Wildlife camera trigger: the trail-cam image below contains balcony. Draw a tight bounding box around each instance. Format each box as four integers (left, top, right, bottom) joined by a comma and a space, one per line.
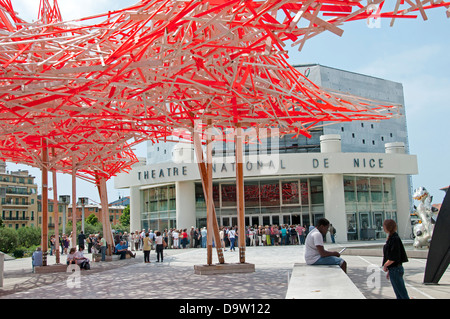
2, 200, 30, 206
2, 216, 30, 221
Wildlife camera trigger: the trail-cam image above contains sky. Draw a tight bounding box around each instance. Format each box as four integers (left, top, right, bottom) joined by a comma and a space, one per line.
6, 0, 450, 207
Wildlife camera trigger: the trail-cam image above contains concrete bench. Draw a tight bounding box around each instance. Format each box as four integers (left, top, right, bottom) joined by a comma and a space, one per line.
285, 263, 365, 299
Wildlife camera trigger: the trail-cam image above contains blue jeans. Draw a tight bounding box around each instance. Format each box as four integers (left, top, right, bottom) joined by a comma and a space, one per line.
101, 246, 106, 261
388, 265, 409, 299
229, 238, 236, 251
313, 256, 344, 266
202, 237, 207, 248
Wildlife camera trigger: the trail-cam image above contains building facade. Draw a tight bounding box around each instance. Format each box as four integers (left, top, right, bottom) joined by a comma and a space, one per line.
0, 161, 38, 229
115, 65, 418, 241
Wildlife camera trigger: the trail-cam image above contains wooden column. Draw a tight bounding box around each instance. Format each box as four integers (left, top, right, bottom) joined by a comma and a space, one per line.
98, 177, 114, 256
41, 140, 48, 266
52, 157, 60, 264
71, 163, 77, 248
206, 121, 214, 265
235, 124, 246, 263
193, 127, 224, 264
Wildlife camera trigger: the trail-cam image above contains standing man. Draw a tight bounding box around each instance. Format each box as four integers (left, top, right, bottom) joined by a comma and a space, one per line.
228, 226, 236, 251
201, 227, 207, 248
304, 218, 346, 273
78, 231, 86, 250
329, 224, 336, 244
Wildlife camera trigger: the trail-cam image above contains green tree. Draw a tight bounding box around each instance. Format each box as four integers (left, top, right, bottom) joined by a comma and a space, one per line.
17, 226, 41, 248
86, 213, 99, 226
0, 227, 19, 253
119, 205, 130, 227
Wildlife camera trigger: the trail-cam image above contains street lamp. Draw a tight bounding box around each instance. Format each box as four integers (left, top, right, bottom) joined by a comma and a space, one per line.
59, 195, 70, 235
78, 197, 88, 233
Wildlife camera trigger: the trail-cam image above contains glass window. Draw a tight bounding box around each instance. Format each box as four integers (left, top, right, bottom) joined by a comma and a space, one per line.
260, 181, 280, 206
344, 176, 356, 212
356, 177, 370, 210
195, 183, 205, 209
373, 211, 385, 238
221, 184, 236, 207
272, 215, 280, 226
383, 178, 397, 211
370, 177, 383, 202
244, 182, 260, 207
310, 178, 323, 204
213, 184, 220, 208
282, 181, 300, 205
346, 213, 357, 240
300, 180, 309, 205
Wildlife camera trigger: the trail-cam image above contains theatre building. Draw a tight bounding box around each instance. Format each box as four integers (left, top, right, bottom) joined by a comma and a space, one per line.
115, 64, 418, 242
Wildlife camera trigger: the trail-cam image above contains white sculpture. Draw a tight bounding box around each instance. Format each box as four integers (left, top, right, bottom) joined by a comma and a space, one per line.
412, 187, 437, 248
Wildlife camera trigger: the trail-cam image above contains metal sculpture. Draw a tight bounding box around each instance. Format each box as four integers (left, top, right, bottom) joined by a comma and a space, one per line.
412, 187, 438, 248
424, 190, 450, 284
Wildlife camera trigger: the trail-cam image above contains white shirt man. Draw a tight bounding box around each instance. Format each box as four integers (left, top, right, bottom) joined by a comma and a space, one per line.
304, 218, 347, 273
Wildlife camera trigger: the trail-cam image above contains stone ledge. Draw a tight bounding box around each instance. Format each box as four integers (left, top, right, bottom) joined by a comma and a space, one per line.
285, 263, 365, 299
34, 264, 69, 273
194, 263, 255, 275
342, 248, 428, 259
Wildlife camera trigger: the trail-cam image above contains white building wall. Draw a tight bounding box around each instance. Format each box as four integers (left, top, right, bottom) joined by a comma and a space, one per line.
175, 181, 196, 230
129, 186, 141, 233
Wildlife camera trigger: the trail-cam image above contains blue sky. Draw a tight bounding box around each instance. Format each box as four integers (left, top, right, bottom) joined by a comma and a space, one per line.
7, 0, 449, 206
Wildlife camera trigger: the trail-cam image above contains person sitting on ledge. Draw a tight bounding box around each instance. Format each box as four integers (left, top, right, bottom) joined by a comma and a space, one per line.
66, 247, 77, 265
32, 247, 43, 273
115, 240, 136, 259
74, 246, 91, 270
304, 218, 347, 273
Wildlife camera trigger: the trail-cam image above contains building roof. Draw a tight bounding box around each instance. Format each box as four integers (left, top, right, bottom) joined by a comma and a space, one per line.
109, 196, 130, 207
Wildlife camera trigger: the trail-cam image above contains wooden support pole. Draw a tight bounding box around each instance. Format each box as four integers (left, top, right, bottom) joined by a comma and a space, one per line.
98, 177, 114, 256
193, 128, 225, 264
41, 140, 48, 266
71, 163, 77, 248
235, 123, 246, 263
206, 120, 213, 265
51, 152, 60, 264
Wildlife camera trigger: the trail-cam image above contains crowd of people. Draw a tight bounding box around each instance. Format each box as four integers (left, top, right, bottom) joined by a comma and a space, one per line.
122, 224, 333, 252
37, 223, 333, 270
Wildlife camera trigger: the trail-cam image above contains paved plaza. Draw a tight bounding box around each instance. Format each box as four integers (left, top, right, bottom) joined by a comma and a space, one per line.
1, 242, 449, 300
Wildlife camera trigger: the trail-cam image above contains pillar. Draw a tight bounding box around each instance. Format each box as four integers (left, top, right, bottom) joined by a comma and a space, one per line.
129, 186, 141, 233
385, 142, 411, 240
320, 135, 347, 243
175, 181, 196, 230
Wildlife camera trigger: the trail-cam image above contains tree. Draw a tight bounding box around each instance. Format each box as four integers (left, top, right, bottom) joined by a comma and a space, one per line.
17, 226, 41, 248
0, 227, 19, 253
119, 205, 130, 227
86, 213, 99, 226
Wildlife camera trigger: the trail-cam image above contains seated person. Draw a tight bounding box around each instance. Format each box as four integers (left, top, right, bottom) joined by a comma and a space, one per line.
74, 247, 90, 270
304, 218, 347, 273
66, 247, 77, 265
32, 247, 43, 272
115, 240, 136, 259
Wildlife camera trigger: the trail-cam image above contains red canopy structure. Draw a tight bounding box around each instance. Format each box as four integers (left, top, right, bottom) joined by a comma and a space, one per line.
0, 0, 447, 266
